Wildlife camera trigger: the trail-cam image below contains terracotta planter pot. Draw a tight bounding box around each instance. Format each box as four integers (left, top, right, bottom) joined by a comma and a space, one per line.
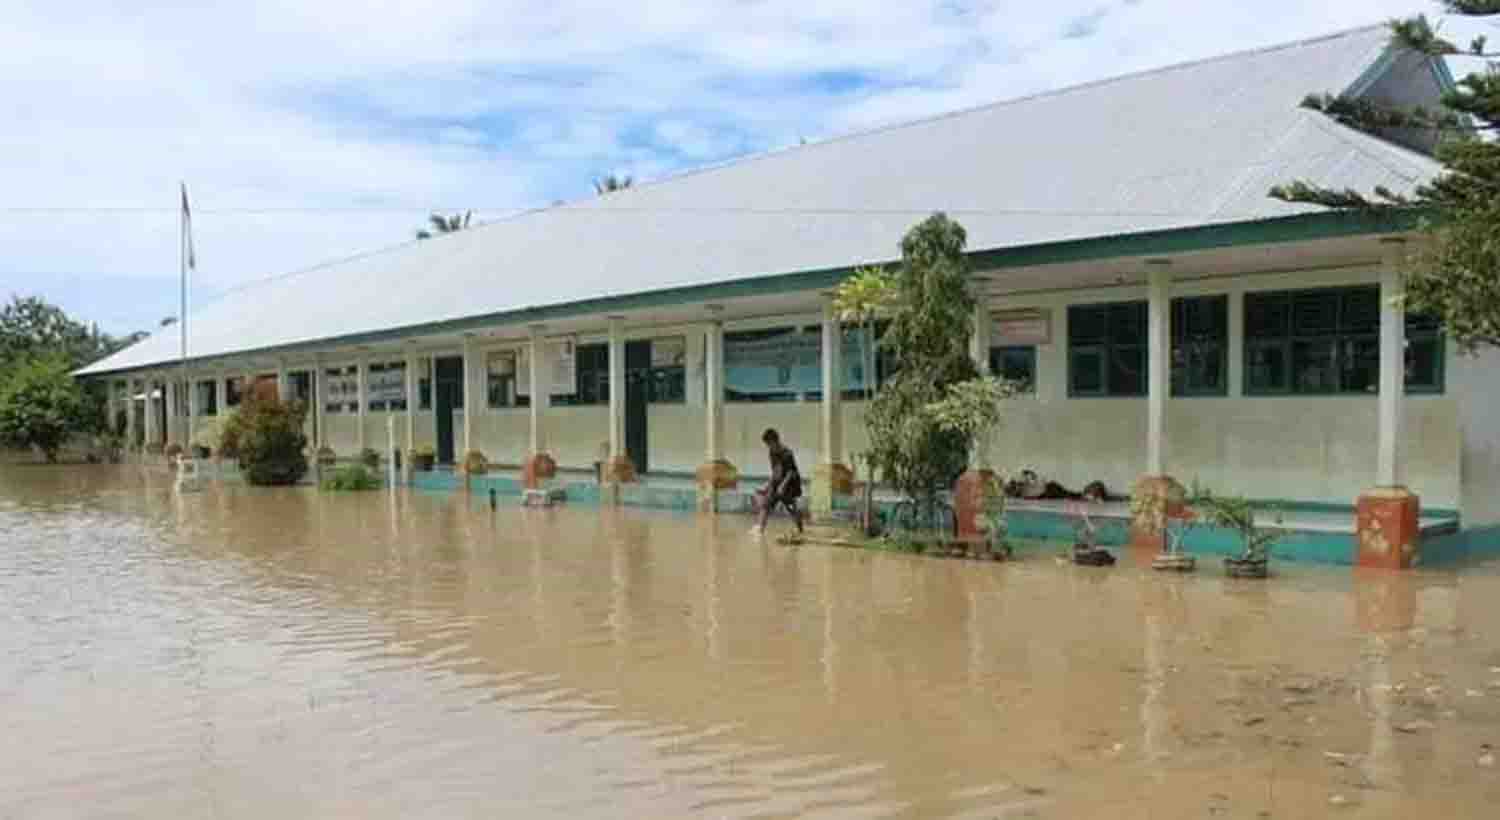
1152, 553, 1197, 572
1073, 544, 1116, 566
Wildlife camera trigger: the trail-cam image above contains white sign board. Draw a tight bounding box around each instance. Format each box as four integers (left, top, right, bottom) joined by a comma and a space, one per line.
992, 309, 1052, 346
516, 338, 577, 396
367, 365, 405, 403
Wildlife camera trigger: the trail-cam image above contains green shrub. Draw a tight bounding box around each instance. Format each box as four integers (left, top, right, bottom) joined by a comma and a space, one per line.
217, 408, 244, 459
359, 447, 380, 468
321, 464, 381, 491
0, 355, 89, 462
236, 397, 308, 486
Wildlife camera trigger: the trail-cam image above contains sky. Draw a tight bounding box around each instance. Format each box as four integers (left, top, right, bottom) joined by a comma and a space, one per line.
0, 0, 1457, 335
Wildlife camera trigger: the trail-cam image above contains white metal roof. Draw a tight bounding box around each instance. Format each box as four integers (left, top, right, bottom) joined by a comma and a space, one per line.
80, 24, 1444, 377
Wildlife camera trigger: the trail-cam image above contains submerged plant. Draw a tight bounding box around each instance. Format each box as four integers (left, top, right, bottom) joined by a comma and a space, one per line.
1192, 488, 1282, 562
321, 464, 380, 491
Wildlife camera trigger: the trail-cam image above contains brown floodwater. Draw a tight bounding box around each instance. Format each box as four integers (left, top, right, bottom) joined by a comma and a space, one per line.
3, 465, 1500, 818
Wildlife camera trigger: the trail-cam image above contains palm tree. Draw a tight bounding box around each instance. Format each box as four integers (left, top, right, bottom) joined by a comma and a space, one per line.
415, 211, 471, 240
592, 174, 633, 195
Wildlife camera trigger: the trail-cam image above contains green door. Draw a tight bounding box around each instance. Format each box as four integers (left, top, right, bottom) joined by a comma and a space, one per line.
625, 340, 650, 475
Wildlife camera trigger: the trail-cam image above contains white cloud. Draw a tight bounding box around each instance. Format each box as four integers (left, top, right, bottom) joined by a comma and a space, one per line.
0, 0, 1463, 333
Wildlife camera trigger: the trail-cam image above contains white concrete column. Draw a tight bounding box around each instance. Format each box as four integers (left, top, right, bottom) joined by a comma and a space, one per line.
143, 376, 158, 447
404, 353, 417, 453
705, 320, 725, 463
356, 358, 367, 452
528, 326, 548, 455
1146, 262, 1172, 476
1227, 289, 1245, 397
820, 299, 844, 466
165, 380, 178, 444
313, 358, 326, 449
186, 373, 199, 445
969, 301, 992, 470
608, 317, 627, 463
276, 363, 288, 403
215, 373, 227, 418
461, 336, 475, 455
125, 378, 137, 447
1378, 239, 1407, 487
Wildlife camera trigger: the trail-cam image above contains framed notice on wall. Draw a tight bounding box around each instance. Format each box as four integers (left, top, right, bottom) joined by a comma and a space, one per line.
992, 309, 1052, 346
516, 338, 578, 396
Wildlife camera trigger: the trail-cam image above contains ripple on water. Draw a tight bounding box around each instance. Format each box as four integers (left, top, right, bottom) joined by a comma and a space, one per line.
4, 466, 1500, 818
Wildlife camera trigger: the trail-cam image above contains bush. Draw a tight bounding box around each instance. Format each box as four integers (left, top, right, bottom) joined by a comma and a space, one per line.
321, 464, 380, 491
359, 447, 380, 468
0, 356, 88, 462
217, 408, 244, 459
235, 397, 309, 486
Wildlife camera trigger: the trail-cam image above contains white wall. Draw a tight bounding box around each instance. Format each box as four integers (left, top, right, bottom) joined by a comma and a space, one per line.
988, 265, 1464, 508
1452, 349, 1500, 524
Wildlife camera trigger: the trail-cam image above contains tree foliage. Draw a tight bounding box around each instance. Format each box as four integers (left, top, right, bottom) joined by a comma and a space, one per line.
862, 214, 1017, 515
414, 211, 472, 240
1270, 4, 1500, 352
592, 174, 634, 194
1, 295, 140, 371
0, 356, 88, 461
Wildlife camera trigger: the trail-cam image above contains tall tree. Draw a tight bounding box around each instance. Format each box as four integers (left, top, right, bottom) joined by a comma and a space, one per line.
1270, 3, 1500, 352
415, 211, 472, 240
592, 174, 634, 195
862, 214, 1016, 521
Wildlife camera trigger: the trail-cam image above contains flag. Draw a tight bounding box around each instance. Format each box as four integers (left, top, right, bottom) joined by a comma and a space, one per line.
180, 182, 196, 270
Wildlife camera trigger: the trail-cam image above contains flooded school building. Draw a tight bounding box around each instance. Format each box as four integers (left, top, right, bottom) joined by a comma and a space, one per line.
78, 26, 1500, 566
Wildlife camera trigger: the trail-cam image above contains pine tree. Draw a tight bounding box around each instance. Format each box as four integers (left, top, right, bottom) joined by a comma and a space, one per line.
1271, 2, 1500, 352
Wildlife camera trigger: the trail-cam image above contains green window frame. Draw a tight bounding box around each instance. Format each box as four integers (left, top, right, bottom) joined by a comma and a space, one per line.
1171, 295, 1228, 397
1068, 297, 1228, 398
1068, 301, 1147, 397
990, 346, 1037, 393
553, 343, 609, 407
1244, 285, 1444, 396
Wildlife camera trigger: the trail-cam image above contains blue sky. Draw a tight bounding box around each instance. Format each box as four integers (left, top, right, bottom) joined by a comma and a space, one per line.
0, 0, 1445, 335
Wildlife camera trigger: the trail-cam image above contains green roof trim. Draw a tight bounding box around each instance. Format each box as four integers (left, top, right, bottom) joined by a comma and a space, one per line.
84, 209, 1422, 378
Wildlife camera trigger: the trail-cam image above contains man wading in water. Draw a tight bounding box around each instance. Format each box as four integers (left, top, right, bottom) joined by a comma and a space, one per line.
751, 428, 804, 536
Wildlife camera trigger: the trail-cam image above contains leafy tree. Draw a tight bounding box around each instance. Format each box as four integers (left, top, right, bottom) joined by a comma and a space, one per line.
831, 265, 897, 400
415, 211, 472, 240
0, 295, 137, 370
0, 356, 88, 461
862, 214, 1016, 522
1270, 3, 1500, 352
592, 174, 634, 194
233, 397, 309, 486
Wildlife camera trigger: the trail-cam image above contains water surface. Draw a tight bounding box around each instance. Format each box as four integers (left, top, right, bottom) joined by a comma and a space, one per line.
3, 465, 1499, 818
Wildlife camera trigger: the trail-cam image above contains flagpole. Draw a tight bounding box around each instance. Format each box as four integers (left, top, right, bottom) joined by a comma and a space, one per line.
180, 182, 190, 449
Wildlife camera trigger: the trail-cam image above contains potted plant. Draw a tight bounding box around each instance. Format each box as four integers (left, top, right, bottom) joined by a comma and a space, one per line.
409, 444, 435, 472
359, 447, 380, 469
462, 449, 488, 476
315, 446, 337, 466
1194, 489, 1280, 579
1068, 501, 1116, 566
1151, 505, 1199, 572
977, 473, 1012, 560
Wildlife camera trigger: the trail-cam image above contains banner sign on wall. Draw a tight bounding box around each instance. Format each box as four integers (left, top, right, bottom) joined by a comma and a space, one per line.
992, 309, 1051, 346
516, 338, 577, 396
366, 364, 406, 403
724, 327, 874, 396
325, 370, 358, 402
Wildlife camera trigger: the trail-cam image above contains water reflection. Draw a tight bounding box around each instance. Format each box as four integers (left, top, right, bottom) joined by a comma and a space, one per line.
2, 465, 1499, 818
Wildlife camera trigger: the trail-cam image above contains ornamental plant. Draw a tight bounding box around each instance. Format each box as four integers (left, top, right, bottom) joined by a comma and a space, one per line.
862, 214, 1019, 522
235, 397, 309, 486
0, 355, 88, 462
